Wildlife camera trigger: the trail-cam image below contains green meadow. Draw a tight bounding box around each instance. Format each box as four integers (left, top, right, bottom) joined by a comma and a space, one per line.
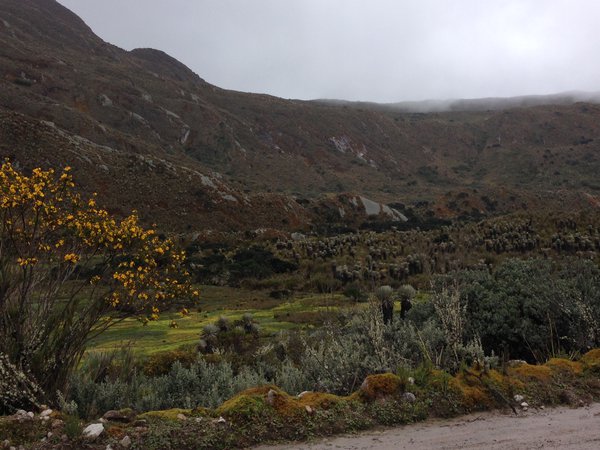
87, 286, 354, 356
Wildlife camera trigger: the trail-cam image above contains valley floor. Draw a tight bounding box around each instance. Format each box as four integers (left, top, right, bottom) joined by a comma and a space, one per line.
256, 402, 600, 450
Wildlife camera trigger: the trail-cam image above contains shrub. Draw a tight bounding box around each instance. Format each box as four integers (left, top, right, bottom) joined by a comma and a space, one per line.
0, 162, 197, 411
143, 348, 198, 376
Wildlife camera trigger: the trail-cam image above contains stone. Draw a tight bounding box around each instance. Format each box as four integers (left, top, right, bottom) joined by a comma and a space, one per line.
520, 402, 529, 408
120, 436, 132, 448
98, 94, 113, 107
132, 419, 147, 427
46, 432, 52, 439
402, 392, 416, 403
266, 389, 277, 406
507, 360, 527, 368
15, 410, 26, 417
26, 412, 34, 419
176, 413, 187, 421
103, 410, 133, 423
51, 419, 64, 429
82, 423, 104, 439
407, 377, 415, 385
304, 405, 314, 415
2, 440, 10, 449
105, 445, 113, 450
297, 391, 312, 398
514, 394, 524, 403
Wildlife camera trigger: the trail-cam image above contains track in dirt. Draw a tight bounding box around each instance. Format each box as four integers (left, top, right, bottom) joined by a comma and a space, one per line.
256, 403, 600, 449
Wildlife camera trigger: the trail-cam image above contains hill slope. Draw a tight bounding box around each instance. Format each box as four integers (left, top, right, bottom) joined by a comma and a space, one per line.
1, 0, 600, 231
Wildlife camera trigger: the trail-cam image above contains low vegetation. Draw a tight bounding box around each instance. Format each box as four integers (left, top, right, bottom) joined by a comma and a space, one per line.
1, 164, 599, 449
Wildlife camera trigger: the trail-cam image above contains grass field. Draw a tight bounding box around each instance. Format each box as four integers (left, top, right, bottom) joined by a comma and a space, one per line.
87, 286, 353, 357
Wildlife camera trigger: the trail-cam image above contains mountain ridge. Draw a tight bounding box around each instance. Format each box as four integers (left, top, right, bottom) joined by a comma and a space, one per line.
1, 0, 600, 233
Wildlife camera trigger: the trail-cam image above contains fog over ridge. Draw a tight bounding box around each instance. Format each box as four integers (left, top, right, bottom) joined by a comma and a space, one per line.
58, 0, 600, 103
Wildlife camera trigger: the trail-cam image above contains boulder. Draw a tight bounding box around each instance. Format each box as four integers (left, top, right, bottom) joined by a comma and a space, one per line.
82, 423, 104, 439
102, 409, 134, 423
266, 389, 278, 406
120, 436, 132, 448
401, 392, 416, 403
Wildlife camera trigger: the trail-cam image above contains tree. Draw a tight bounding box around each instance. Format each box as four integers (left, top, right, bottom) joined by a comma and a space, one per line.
0, 162, 197, 412
397, 284, 416, 319
374, 285, 395, 324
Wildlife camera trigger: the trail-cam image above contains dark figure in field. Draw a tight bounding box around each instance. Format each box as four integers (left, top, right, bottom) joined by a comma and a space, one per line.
382, 298, 394, 324
400, 298, 412, 319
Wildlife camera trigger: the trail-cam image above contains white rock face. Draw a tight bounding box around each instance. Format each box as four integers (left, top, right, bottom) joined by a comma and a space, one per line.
98, 94, 113, 107
358, 196, 408, 222
82, 423, 104, 439
180, 127, 191, 144
330, 136, 352, 153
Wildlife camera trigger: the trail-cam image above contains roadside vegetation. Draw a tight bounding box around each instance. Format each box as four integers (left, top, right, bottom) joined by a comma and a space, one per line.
1, 164, 599, 449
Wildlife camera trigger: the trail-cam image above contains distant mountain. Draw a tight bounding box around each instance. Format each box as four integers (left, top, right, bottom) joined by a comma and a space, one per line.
317, 91, 600, 113
1, 0, 600, 233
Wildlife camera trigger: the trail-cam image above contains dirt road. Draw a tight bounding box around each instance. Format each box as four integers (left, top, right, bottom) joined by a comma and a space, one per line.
256, 403, 600, 449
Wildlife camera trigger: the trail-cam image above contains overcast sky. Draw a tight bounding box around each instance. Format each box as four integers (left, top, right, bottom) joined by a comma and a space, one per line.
57, 0, 600, 103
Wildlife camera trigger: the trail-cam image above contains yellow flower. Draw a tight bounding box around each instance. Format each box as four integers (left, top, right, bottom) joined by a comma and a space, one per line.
64, 253, 80, 264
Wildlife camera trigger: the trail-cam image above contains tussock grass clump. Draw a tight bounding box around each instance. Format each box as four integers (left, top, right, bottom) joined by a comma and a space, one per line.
546, 358, 584, 375
581, 349, 600, 367
509, 363, 552, 382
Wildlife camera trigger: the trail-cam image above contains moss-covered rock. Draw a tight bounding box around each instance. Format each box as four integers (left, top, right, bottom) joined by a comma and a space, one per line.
216, 385, 279, 420
359, 373, 405, 401
298, 392, 345, 410
139, 408, 193, 421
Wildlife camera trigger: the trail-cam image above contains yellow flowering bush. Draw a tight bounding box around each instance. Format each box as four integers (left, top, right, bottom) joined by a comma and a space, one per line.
0, 162, 197, 410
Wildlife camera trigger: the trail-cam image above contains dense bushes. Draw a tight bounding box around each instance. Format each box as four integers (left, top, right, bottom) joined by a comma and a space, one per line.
69, 359, 265, 418
193, 246, 298, 285
440, 258, 600, 362
65, 257, 600, 417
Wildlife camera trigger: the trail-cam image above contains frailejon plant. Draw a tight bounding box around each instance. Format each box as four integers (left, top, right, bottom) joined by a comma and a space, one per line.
0, 162, 197, 412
